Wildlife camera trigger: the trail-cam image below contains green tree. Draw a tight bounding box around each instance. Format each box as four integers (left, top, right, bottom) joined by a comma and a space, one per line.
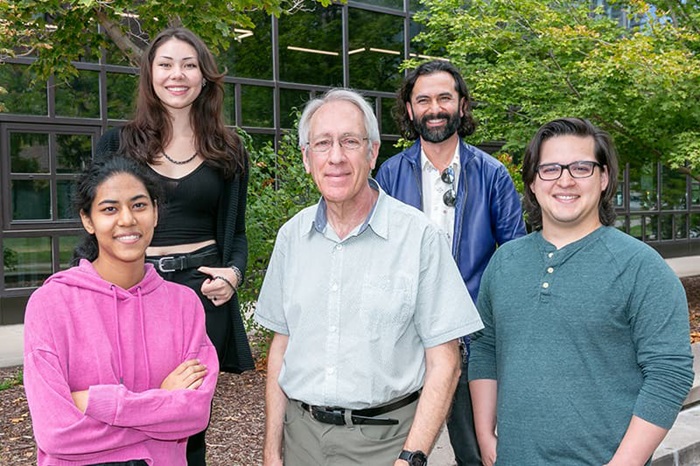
411, 0, 700, 180
0, 0, 332, 83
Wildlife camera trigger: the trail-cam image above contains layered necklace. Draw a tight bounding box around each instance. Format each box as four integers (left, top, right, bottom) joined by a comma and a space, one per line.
162, 150, 198, 165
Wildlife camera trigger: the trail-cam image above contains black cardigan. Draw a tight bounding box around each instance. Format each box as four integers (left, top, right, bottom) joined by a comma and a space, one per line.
95, 127, 255, 373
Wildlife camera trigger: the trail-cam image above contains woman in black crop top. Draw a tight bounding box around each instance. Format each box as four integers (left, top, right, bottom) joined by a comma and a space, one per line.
95, 27, 253, 466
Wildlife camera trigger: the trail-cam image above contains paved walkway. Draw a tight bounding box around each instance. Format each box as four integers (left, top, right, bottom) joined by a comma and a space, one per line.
1, 256, 699, 465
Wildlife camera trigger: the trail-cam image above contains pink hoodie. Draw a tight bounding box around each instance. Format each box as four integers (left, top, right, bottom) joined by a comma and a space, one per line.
24, 260, 219, 466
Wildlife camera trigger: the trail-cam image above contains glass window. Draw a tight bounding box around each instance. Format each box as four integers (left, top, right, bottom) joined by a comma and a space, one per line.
3, 237, 52, 289
11, 180, 51, 220
220, 11, 273, 80
0, 64, 48, 115
352, 0, 404, 10
381, 97, 399, 135
659, 214, 675, 240
645, 215, 658, 241
690, 213, 700, 239
280, 89, 310, 129
250, 133, 275, 152
279, 4, 343, 86
628, 163, 657, 211
10, 132, 49, 174
660, 165, 687, 210
107, 73, 138, 120
55, 70, 100, 118
349, 9, 404, 92
675, 214, 687, 239
57, 134, 92, 174
223, 83, 237, 126
692, 180, 700, 206
59, 236, 81, 270
57, 180, 78, 220
241, 85, 274, 128
614, 217, 628, 235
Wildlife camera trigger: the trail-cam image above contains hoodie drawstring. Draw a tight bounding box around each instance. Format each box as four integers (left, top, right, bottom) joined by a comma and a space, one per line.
136, 287, 151, 384
111, 285, 124, 385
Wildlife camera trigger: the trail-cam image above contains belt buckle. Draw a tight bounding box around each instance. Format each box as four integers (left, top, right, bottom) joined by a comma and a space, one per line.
311, 406, 345, 425
157, 256, 177, 273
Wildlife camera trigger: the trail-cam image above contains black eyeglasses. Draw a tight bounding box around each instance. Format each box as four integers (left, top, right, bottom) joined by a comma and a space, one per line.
441, 166, 456, 207
535, 161, 603, 181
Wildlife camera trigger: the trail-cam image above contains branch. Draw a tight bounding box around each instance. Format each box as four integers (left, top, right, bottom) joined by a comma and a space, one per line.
675, 166, 700, 183
547, 50, 582, 99
94, 9, 143, 66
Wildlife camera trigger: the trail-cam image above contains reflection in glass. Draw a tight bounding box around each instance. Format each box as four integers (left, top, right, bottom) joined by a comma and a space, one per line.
381, 97, 398, 135
12, 180, 51, 220
57, 181, 78, 220
241, 86, 274, 128
628, 215, 642, 240
107, 73, 138, 119
55, 70, 100, 118
0, 64, 48, 115
3, 237, 52, 289
690, 214, 700, 239
59, 236, 81, 270
660, 165, 687, 210
628, 163, 657, 211
660, 214, 675, 240
220, 11, 272, 80
10, 133, 49, 174
349, 9, 404, 92
675, 214, 687, 239
375, 139, 400, 172
280, 89, 310, 128
249, 134, 275, 152
646, 215, 658, 241
223, 83, 237, 126
57, 134, 92, 174
692, 181, 700, 206
352, 0, 403, 10
279, 4, 343, 86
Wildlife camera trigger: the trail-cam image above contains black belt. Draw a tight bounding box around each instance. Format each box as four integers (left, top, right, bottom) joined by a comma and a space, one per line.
146, 251, 219, 273
300, 391, 420, 426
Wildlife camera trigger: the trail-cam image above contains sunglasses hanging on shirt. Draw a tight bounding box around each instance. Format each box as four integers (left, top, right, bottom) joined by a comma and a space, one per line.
441, 166, 456, 207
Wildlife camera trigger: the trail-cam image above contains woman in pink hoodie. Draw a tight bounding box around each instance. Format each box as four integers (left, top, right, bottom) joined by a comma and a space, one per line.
23, 157, 219, 466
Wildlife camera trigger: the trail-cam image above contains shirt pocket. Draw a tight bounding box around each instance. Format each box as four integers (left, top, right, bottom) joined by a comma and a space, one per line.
358, 272, 414, 339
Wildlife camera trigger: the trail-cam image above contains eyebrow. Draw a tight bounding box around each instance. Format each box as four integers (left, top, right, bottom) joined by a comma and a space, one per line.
156, 55, 197, 61
96, 194, 150, 206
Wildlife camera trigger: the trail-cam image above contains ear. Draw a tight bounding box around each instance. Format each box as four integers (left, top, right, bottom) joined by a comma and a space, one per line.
368, 142, 380, 170
459, 97, 466, 117
302, 146, 312, 174
406, 101, 414, 121
600, 165, 609, 192
80, 210, 95, 235
153, 200, 159, 228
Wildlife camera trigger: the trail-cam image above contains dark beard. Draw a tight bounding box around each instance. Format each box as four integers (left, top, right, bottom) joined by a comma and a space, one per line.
413, 110, 461, 143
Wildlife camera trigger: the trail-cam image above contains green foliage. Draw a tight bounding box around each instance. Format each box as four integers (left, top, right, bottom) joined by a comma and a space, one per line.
3, 247, 18, 271
0, 0, 335, 84
0, 368, 23, 391
412, 0, 700, 180
237, 116, 318, 358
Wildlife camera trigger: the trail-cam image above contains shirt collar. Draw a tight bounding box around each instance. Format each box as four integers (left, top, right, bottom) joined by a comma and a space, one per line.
420, 143, 461, 173
308, 178, 386, 240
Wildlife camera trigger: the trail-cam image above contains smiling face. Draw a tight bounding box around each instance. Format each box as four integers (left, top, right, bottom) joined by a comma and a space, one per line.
530, 135, 608, 242
80, 173, 158, 274
302, 100, 379, 209
151, 38, 203, 114
407, 71, 463, 144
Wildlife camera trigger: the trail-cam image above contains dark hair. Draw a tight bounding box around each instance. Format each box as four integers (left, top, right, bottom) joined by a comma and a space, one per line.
522, 118, 619, 231
72, 157, 163, 265
395, 60, 477, 140
120, 27, 247, 177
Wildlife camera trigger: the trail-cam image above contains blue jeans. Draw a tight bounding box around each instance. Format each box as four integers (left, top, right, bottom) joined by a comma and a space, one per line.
446, 350, 481, 466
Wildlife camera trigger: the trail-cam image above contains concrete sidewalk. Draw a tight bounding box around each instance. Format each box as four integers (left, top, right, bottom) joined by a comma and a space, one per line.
1, 256, 699, 465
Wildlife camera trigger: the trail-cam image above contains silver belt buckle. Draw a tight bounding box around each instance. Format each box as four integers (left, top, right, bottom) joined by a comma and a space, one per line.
157, 256, 177, 273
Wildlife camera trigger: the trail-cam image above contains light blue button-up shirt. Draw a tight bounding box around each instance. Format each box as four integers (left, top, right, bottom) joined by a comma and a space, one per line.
255, 180, 483, 409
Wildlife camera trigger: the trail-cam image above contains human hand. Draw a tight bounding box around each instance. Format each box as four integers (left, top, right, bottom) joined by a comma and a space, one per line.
71, 390, 89, 413
263, 456, 284, 466
199, 266, 238, 307
160, 359, 208, 391
478, 433, 498, 466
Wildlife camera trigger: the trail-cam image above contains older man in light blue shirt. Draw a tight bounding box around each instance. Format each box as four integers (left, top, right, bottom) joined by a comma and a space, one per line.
255, 88, 483, 466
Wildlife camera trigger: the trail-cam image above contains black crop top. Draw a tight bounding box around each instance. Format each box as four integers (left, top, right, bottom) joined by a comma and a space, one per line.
149, 163, 223, 247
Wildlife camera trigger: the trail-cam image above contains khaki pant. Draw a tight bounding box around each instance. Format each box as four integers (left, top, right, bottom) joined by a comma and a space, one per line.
283, 398, 418, 466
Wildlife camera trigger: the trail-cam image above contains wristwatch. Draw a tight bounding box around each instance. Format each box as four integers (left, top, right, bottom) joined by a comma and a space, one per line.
398, 449, 428, 466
